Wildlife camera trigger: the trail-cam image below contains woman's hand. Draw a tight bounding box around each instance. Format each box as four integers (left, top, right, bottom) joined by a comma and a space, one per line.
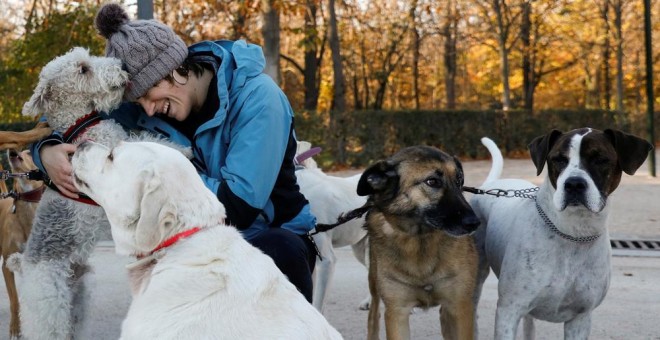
40, 143, 79, 198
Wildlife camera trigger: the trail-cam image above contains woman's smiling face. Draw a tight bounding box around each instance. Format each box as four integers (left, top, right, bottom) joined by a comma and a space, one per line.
136, 77, 194, 121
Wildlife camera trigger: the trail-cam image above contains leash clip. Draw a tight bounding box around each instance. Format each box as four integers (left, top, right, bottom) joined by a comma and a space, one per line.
485, 189, 515, 198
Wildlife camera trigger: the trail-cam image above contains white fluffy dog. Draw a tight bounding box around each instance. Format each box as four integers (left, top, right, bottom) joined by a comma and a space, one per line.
9, 47, 187, 340
294, 142, 370, 312
71, 141, 343, 340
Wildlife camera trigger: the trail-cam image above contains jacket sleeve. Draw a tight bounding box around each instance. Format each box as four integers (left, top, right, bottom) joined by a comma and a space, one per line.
205, 78, 291, 229
30, 116, 63, 174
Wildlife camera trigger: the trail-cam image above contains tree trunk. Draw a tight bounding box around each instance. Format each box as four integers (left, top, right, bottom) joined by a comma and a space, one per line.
409, 0, 420, 110
303, 0, 321, 111
613, 0, 625, 115
262, 0, 281, 83
233, 0, 248, 40
521, 0, 533, 111
328, 0, 346, 162
361, 38, 370, 109
443, 0, 458, 109
494, 0, 512, 110
601, 0, 611, 110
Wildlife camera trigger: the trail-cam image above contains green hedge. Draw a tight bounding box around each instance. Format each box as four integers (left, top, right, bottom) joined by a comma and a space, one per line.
1, 111, 651, 170
295, 109, 648, 168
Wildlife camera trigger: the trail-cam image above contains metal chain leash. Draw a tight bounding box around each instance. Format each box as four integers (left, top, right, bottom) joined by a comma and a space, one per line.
464, 185, 600, 243
0, 170, 44, 181
462, 186, 539, 199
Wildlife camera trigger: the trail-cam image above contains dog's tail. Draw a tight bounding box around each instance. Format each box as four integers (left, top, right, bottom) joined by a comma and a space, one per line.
481, 137, 503, 184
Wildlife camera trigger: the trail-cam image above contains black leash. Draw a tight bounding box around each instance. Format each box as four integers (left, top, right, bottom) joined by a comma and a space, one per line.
311, 186, 539, 236
311, 202, 373, 236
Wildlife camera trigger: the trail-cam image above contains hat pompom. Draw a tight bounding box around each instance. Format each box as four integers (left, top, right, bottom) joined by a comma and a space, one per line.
95, 3, 129, 39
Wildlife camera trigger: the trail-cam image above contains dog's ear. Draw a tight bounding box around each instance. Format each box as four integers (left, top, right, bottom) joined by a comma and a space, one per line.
134, 167, 178, 251
22, 81, 53, 117
528, 129, 562, 176
604, 129, 653, 175
453, 156, 465, 186
357, 160, 398, 198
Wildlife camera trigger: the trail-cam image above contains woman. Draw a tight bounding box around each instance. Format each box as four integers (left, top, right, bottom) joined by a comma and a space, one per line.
34, 3, 318, 302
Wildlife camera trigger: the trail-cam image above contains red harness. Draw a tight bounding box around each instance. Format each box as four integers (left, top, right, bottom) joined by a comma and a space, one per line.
47, 111, 103, 206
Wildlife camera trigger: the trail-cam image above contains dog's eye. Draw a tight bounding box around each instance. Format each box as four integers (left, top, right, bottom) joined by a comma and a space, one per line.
551, 155, 568, 167
424, 178, 442, 188
593, 156, 610, 166
107, 151, 114, 161
80, 65, 89, 74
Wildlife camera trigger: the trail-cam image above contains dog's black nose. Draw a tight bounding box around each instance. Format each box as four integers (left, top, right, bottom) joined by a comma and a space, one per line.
564, 176, 587, 194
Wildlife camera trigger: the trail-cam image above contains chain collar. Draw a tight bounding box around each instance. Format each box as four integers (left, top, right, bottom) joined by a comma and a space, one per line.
534, 198, 601, 243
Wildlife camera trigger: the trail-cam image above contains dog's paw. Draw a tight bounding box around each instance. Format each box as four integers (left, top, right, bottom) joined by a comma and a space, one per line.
358, 296, 371, 310
6, 253, 22, 273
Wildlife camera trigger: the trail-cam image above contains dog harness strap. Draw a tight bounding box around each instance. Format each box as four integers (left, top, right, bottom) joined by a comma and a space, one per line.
148, 227, 203, 256
62, 111, 103, 143
44, 110, 104, 206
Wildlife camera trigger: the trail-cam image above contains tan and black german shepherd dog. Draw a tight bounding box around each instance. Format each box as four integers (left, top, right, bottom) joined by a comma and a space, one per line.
357, 145, 480, 340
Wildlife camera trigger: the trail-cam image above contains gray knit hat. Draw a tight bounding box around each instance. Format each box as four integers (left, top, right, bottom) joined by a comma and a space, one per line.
95, 3, 188, 101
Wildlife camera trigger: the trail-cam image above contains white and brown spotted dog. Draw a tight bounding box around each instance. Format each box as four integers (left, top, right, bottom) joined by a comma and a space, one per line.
471, 128, 652, 340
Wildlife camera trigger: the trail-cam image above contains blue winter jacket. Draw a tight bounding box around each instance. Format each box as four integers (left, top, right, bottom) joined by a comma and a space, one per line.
33, 40, 316, 240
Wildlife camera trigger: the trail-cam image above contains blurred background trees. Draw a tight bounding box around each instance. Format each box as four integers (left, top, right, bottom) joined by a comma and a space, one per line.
0, 0, 657, 159
2, 0, 658, 117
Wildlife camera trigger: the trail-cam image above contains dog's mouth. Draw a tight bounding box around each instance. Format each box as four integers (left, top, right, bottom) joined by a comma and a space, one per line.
559, 196, 605, 213
73, 173, 89, 190
423, 210, 480, 236
8, 152, 22, 165
560, 191, 589, 210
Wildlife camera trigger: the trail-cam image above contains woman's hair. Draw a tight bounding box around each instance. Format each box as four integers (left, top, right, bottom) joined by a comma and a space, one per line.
164, 58, 213, 85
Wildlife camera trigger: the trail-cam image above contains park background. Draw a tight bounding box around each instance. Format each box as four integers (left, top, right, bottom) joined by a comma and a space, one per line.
0, 0, 658, 168
0, 1, 659, 338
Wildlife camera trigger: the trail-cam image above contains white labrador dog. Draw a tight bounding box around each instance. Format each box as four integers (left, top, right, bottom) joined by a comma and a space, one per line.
71, 141, 343, 340
295, 142, 370, 312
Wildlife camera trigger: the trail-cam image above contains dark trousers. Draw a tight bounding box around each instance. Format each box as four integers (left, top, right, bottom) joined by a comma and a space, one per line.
247, 228, 317, 302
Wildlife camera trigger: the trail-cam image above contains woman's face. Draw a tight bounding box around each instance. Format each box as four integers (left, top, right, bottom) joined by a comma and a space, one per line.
136, 76, 194, 121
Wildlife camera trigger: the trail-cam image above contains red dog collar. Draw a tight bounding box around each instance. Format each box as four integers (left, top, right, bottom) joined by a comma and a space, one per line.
143, 227, 202, 258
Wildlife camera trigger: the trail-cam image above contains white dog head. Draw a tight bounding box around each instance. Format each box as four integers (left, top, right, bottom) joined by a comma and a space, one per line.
22, 47, 128, 132
71, 141, 226, 256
